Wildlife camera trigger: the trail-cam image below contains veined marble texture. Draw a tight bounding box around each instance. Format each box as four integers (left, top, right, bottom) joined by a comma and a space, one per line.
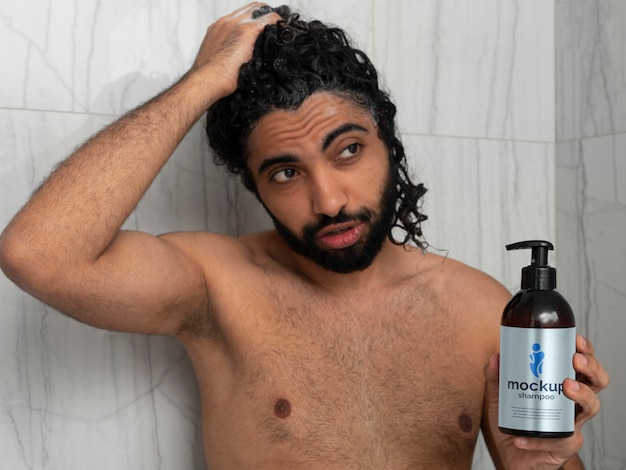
556, 0, 626, 140
557, 134, 626, 470
0, 0, 624, 469
555, 3, 626, 468
405, 134, 554, 291
373, 0, 555, 142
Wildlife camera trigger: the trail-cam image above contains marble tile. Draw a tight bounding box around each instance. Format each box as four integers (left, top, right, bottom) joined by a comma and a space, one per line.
0, 293, 203, 469
294, 0, 374, 54
1, 0, 624, 468
472, 433, 496, 470
556, 134, 626, 316
0, 108, 210, 468
556, 133, 626, 470
556, 0, 626, 140
0, 0, 230, 115
0, 109, 111, 224
0, 0, 372, 117
373, 0, 555, 142
405, 134, 555, 291
0, 107, 248, 235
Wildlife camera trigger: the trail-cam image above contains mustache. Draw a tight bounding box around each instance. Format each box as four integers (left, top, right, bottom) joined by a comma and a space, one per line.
303, 208, 373, 238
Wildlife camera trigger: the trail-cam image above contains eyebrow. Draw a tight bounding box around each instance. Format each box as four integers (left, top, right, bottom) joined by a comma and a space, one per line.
322, 123, 368, 151
257, 155, 299, 176
257, 123, 369, 176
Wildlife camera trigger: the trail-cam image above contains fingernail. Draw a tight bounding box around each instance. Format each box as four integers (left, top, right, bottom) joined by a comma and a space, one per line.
516, 437, 528, 447
568, 379, 581, 392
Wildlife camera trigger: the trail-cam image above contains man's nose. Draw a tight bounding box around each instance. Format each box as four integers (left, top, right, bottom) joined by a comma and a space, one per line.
310, 172, 347, 217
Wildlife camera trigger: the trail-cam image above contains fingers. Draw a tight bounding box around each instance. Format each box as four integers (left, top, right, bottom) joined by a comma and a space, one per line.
564, 377, 601, 425
560, 335, 609, 427
211, 3, 280, 37
251, 5, 275, 19
229, 2, 272, 20
229, 3, 281, 24
484, 352, 500, 383
574, 335, 610, 392
191, 2, 282, 94
512, 432, 584, 457
488, 336, 607, 468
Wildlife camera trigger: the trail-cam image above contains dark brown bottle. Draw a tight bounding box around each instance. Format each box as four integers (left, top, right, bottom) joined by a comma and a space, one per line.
498, 240, 576, 438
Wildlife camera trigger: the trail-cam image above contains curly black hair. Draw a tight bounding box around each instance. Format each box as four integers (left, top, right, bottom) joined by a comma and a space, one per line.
205, 6, 428, 248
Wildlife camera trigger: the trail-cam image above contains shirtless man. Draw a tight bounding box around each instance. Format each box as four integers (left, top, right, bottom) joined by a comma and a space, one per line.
0, 3, 609, 469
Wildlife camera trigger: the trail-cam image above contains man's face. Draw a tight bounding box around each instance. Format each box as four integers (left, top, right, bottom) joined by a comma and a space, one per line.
246, 92, 396, 274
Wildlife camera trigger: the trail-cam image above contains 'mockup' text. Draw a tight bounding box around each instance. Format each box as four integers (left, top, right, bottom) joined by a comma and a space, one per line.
507, 379, 564, 399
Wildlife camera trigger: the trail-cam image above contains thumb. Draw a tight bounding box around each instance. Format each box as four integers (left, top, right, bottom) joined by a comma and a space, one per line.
485, 352, 500, 384
485, 353, 501, 411
484, 353, 503, 441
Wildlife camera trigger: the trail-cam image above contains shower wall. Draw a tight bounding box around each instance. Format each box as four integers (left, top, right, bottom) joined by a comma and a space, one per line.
0, 1, 622, 468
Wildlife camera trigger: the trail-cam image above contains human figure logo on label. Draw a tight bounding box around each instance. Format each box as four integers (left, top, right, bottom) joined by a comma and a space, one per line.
529, 343, 545, 378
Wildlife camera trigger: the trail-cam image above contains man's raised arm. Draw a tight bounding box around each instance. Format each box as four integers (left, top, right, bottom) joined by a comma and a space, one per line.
0, 3, 280, 335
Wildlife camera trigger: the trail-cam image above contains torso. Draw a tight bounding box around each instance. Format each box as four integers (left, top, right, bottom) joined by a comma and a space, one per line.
178, 232, 506, 469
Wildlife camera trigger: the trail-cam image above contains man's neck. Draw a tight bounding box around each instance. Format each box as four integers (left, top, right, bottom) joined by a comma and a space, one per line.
281, 239, 417, 293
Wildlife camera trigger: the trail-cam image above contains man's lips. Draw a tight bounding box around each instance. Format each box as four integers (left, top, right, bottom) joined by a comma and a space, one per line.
316, 222, 365, 249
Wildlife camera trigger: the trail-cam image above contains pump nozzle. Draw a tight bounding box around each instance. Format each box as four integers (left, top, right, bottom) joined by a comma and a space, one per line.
506, 240, 556, 290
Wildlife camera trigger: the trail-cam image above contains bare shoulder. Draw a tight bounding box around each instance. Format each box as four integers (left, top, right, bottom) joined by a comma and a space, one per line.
155, 230, 290, 340
159, 229, 256, 260
158, 229, 285, 280
413, 251, 511, 346
417, 251, 510, 304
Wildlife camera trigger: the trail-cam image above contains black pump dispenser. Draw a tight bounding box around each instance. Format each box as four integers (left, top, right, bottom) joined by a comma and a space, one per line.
506, 240, 557, 290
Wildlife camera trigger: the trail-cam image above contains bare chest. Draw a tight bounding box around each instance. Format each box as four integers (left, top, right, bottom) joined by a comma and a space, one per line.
198, 281, 489, 468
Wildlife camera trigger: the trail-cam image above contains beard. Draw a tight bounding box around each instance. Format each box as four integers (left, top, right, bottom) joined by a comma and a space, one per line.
266, 168, 398, 274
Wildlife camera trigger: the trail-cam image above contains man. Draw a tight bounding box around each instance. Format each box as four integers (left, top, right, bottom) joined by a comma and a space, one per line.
0, 3, 609, 469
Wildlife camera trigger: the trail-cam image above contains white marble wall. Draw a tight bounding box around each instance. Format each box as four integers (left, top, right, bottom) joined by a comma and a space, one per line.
555, 2, 626, 469
0, 1, 622, 469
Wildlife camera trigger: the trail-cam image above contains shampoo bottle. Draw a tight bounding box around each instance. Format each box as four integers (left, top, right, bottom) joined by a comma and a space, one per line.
498, 240, 576, 437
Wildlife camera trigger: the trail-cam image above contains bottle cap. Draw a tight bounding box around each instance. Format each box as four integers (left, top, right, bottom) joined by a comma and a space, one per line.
506, 240, 557, 290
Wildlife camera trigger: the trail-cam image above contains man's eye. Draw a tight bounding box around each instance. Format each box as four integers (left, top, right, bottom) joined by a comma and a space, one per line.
271, 168, 297, 183
339, 143, 361, 159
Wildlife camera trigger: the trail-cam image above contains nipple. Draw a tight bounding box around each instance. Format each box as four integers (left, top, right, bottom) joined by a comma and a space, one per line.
458, 413, 473, 433
274, 398, 291, 419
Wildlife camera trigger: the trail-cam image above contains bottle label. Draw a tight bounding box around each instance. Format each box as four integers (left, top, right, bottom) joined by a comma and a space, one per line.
498, 326, 576, 433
